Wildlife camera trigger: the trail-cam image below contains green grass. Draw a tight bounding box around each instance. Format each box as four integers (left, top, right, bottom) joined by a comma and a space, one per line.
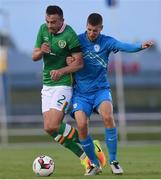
0, 143, 160, 179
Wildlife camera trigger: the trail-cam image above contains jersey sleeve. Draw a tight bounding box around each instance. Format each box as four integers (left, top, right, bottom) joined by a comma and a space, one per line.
34, 25, 43, 48
108, 37, 142, 53
67, 27, 81, 53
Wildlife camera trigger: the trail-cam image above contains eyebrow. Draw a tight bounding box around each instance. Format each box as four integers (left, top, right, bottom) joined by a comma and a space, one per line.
88, 28, 98, 32
46, 19, 56, 23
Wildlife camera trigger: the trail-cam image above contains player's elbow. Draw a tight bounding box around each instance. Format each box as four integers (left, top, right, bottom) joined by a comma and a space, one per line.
32, 55, 37, 61
32, 53, 42, 61
32, 55, 39, 61
32, 49, 43, 61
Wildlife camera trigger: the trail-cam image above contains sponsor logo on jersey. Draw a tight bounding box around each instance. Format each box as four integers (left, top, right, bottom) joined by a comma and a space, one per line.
58, 40, 66, 48
94, 44, 100, 52
44, 37, 49, 42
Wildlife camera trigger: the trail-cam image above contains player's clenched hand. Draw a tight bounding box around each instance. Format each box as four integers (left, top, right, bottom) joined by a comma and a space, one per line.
50, 70, 63, 81
66, 56, 75, 65
141, 41, 154, 49
41, 43, 51, 54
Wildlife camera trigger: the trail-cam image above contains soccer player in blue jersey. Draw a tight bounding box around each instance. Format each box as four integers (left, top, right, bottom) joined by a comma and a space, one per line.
67, 13, 153, 175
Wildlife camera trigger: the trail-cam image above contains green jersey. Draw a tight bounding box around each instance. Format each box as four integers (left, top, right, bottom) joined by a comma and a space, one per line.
35, 24, 81, 86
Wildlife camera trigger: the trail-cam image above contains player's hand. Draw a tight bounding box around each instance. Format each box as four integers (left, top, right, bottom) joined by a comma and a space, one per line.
50, 70, 63, 81
66, 56, 75, 65
41, 43, 51, 54
142, 41, 154, 49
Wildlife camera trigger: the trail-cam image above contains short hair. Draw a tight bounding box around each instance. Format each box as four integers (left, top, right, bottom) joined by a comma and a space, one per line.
46, 5, 63, 17
87, 13, 103, 26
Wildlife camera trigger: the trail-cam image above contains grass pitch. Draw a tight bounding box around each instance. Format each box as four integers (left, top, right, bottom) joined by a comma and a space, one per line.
0, 143, 160, 179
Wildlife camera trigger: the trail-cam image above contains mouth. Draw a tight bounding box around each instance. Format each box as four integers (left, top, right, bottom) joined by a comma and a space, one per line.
49, 28, 56, 33
89, 36, 96, 41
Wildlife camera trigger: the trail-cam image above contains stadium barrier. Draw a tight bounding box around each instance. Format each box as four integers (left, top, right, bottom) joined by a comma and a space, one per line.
0, 112, 161, 146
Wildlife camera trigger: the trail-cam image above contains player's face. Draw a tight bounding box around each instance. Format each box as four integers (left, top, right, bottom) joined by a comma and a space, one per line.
86, 23, 103, 41
45, 14, 64, 34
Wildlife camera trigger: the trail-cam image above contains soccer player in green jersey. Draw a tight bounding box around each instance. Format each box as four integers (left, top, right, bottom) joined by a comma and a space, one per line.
32, 5, 91, 172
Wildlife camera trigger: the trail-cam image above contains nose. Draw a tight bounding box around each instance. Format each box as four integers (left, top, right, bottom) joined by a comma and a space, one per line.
47, 22, 53, 29
89, 31, 94, 36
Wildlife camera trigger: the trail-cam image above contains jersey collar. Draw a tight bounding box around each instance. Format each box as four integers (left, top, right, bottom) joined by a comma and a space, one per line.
56, 23, 66, 34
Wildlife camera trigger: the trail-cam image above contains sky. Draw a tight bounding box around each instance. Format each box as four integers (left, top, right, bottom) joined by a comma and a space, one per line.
0, 0, 161, 53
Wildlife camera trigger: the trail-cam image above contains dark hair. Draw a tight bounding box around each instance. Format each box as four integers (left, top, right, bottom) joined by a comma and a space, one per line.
46, 5, 63, 17
87, 13, 103, 26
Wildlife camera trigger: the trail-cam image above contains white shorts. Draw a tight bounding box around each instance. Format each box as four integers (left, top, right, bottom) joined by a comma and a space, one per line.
41, 85, 72, 113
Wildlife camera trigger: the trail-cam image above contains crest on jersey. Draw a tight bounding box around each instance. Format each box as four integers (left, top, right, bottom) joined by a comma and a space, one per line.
94, 44, 100, 52
58, 40, 66, 48
73, 103, 77, 109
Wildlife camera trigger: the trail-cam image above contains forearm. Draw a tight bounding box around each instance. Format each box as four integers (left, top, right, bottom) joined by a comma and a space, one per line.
60, 60, 84, 75
50, 57, 83, 81
116, 41, 142, 52
50, 52, 83, 81
32, 49, 43, 61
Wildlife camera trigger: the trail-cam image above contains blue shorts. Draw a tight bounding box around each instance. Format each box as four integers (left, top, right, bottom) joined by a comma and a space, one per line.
71, 88, 112, 118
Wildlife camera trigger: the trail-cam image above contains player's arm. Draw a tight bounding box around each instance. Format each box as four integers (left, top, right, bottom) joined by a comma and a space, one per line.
32, 48, 43, 61
50, 52, 84, 81
110, 37, 153, 53
32, 25, 51, 61
66, 52, 84, 71
32, 43, 51, 61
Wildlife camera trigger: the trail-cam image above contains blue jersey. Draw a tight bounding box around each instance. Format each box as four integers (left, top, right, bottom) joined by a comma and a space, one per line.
74, 32, 142, 93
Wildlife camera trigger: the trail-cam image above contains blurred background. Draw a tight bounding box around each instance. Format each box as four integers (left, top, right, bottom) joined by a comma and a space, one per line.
0, 0, 161, 146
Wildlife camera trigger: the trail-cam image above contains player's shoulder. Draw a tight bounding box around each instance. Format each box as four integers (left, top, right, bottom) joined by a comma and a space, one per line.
65, 24, 72, 30
39, 23, 48, 31
100, 34, 117, 45
78, 32, 86, 41
101, 34, 115, 40
79, 32, 85, 37
65, 24, 77, 33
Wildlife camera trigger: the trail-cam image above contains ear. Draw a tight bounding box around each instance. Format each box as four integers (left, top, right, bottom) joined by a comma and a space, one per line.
101, 25, 103, 30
